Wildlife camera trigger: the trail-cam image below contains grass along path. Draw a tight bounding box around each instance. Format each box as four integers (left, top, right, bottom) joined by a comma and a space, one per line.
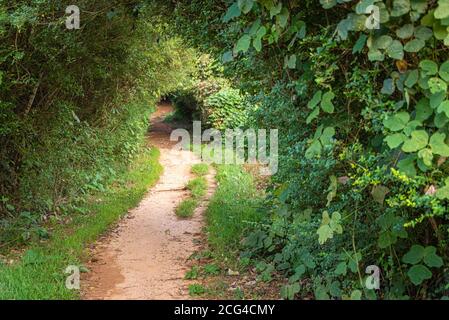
0, 147, 162, 299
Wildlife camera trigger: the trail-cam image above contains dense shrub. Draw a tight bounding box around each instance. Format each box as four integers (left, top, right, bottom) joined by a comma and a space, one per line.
0, 1, 196, 245
165, 0, 449, 299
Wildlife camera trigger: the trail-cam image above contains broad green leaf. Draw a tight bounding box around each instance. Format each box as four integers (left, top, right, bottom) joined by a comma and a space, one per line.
435, 0, 449, 19
253, 26, 267, 52
308, 91, 322, 109
276, 8, 289, 28
396, 24, 414, 39
430, 91, 446, 109
404, 39, 425, 52
306, 107, 320, 124
352, 34, 367, 54
403, 245, 425, 264
405, 70, 419, 88
321, 91, 335, 113
371, 185, 390, 204
437, 100, 449, 117
419, 60, 438, 76
402, 130, 429, 153
237, 0, 254, 14
320, 0, 337, 9
383, 112, 410, 131
429, 132, 449, 156
305, 139, 322, 158
223, 2, 241, 22
428, 77, 448, 94
381, 78, 395, 95
386, 40, 404, 60
235, 34, 251, 53
320, 127, 335, 146
415, 98, 433, 121
385, 133, 406, 148
397, 156, 417, 176
418, 148, 433, 166
407, 264, 432, 285
436, 183, 449, 199
414, 26, 433, 40
374, 35, 393, 49
222, 51, 234, 63
368, 49, 385, 61
286, 54, 296, 69
334, 262, 347, 275
391, 0, 411, 17
378, 231, 396, 248
439, 61, 449, 82
423, 246, 444, 268
317, 224, 333, 244
350, 290, 362, 300
269, 2, 282, 18
434, 112, 449, 128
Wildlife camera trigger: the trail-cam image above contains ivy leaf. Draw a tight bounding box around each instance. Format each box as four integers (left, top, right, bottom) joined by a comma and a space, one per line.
383, 112, 410, 131
436, 183, 449, 199
285, 54, 296, 69
253, 26, 267, 52
386, 40, 404, 60
402, 244, 425, 264
414, 26, 433, 41
223, 2, 241, 22
334, 262, 347, 276
350, 290, 362, 300
415, 98, 432, 122
439, 61, 449, 82
404, 39, 425, 52
437, 100, 449, 117
423, 246, 444, 268
320, 127, 335, 146
234, 34, 251, 53
371, 185, 390, 205
391, 0, 411, 17
428, 77, 448, 94
435, 0, 449, 19
237, 0, 254, 14
276, 8, 289, 28
385, 133, 406, 148
397, 156, 417, 176
381, 78, 395, 95
269, 2, 282, 18
306, 107, 320, 124
305, 139, 322, 158
407, 264, 432, 285
222, 50, 234, 63
352, 34, 367, 54
308, 91, 322, 109
321, 91, 335, 113
405, 70, 419, 88
418, 148, 433, 166
320, 0, 337, 9
402, 130, 429, 153
429, 132, 449, 156
396, 24, 414, 39
317, 225, 333, 245
419, 60, 438, 76
430, 91, 446, 109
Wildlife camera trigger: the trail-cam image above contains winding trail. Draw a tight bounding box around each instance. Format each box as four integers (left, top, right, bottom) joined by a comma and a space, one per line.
82, 103, 216, 300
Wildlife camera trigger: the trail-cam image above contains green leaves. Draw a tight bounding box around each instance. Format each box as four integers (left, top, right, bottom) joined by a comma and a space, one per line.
383, 112, 410, 131
429, 132, 449, 156
223, 2, 241, 22
402, 130, 428, 153
419, 60, 438, 76
391, 0, 411, 17
305, 126, 335, 158
306, 90, 335, 124
237, 0, 254, 14
407, 265, 432, 285
317, 211, 342, 245
234, 34, 251, 53
321, 92, 335, 113
435, 0, 449, 19
402, 245, 443, 285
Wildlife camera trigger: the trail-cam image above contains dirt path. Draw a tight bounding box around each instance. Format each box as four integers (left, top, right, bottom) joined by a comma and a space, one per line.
82, 103, 215, 300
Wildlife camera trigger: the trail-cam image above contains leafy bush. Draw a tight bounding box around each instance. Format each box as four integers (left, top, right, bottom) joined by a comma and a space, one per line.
203, 88, 249, 130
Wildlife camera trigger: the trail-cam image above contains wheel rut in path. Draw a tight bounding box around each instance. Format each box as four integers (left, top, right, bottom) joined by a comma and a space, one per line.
82, 103, 216, 300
